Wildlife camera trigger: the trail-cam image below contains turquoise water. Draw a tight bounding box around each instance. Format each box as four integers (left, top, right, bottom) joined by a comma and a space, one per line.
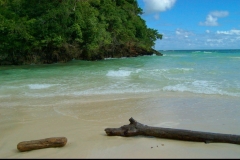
1, 49, 240, 98
1, 50, 240, 159
1, 49, 240, 137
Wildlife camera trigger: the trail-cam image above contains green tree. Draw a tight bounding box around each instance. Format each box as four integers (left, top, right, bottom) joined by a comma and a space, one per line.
0, 0, 163, 65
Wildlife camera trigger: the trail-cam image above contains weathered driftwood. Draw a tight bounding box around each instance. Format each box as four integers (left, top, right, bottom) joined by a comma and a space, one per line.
105, 117, 240, 145
17, 137, 67, 152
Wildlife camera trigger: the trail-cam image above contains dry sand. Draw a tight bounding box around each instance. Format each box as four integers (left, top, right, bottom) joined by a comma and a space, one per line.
1, 92, 240, 158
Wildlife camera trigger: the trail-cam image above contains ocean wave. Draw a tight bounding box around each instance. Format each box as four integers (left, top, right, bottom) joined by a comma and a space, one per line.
162, 80, 240, 97
23, 87, 161, 98
159, 68, 194, 74
192, 51, 201, 53
72, 88, 160, 96
163, 80, 217, 93
106, 70, 132, 77
203, 51, 212, 53
28, 84, 57, 89
175, 68, 194, 71
147, 68, 193, 73
166, 54, 187, 57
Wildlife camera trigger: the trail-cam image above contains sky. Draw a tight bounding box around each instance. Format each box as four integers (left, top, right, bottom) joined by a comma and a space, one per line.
137, 0, 240, 50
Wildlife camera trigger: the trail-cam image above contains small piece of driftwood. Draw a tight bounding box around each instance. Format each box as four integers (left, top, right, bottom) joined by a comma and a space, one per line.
105, 117, 240, 145
17, 137, 67, 152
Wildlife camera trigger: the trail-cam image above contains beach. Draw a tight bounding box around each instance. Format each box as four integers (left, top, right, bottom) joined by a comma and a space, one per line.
1, 91, 240, 158
1, 0, 240, 157
1, 50, 240, 158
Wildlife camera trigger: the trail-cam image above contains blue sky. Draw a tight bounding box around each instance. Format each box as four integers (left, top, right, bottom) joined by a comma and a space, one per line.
137, 0, 240, 50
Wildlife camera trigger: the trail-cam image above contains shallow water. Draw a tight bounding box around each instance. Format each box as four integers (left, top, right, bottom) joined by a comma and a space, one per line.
1, 50, 240, 125
1, 50, 240, 158
1, 50, 239, 99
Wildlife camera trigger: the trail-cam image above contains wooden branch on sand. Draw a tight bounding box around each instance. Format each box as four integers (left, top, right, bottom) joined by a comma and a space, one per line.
17, 137, 67, 152
105, 117, 240, 145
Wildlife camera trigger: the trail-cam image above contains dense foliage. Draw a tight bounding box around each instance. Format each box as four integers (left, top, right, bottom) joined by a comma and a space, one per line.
0, 0, 162, 65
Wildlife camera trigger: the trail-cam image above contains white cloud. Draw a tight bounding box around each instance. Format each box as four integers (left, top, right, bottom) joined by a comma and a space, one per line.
143, 0, 176, 14
175, 30, 181, 35
200, 15, 218, 26
199, 11, 229, 26
206, 30, 210, 33
154, 28, 240, 50
154, 14, 160, 20
175, 28, 194, 37
216, 29, 240, 35
207, 39, 223, 43
211, 11, 229, 17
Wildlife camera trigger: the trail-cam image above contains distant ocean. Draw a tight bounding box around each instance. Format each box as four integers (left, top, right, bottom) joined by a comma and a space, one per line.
1, 49, 239, 98
1, 49, 240, 133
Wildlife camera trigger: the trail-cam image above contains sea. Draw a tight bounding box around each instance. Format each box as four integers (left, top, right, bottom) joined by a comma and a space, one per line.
1, 49, 240, 134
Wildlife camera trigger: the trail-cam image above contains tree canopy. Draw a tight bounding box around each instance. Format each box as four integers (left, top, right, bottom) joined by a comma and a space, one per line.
0, 0, 163, 65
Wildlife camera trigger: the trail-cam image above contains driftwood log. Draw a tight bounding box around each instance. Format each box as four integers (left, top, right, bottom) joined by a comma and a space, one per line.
17, 137, 67, 152
105, 117, 240, 145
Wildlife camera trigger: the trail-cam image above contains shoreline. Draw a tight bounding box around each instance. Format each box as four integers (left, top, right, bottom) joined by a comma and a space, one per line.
1, 91, 240, 158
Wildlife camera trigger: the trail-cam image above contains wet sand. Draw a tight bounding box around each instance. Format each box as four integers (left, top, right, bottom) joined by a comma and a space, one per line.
1, 91, 240, 158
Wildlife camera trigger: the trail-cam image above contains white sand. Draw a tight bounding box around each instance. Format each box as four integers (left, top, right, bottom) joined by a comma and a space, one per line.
1, 92, 240, 158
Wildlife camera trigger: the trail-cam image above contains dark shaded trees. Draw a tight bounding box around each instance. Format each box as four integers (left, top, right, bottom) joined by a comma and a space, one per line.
0, 0, 163, 65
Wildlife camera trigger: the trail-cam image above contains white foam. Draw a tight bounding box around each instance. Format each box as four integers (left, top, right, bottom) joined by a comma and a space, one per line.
71, 87, 160, 96
162, 80, 240, 97
163, 84, 189, 92
166, 54, 187, 57
134, 69, 142, 73
163, 80, 218, 94
106, 70, 132, 77
192, 51, 201, 53
175, 68, 194, 71
28, 84, 55, 89
157, 68, 193, 74
192, 80, 210, 88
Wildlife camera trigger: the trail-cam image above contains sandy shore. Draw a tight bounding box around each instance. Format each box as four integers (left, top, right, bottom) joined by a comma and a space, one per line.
1, 92, 240, 158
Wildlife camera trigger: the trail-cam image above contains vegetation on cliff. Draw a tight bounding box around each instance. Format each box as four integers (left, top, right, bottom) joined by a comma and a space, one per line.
0, 0, 162, 65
